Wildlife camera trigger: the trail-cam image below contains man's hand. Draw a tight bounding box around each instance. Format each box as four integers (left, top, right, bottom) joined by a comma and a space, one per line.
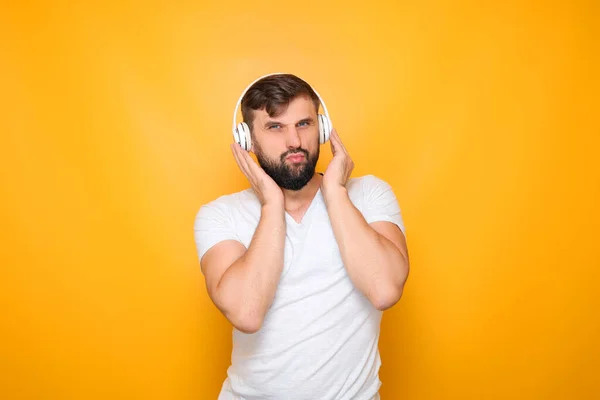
231, 143, 284, 208
321, 129, 354, 197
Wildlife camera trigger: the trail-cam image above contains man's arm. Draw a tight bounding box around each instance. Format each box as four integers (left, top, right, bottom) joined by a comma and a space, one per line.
321, 129, 409, 310
199, 203, 286, 334
195, 143, 287, 334
323, 186, 409, 310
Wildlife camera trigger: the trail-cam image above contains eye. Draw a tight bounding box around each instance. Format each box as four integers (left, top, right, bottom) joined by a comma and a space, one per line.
268, 124, 281, 130
297, 120, 310, 127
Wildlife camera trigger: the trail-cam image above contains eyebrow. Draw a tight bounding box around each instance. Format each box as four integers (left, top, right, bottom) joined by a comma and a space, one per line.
263, 117, 314, 128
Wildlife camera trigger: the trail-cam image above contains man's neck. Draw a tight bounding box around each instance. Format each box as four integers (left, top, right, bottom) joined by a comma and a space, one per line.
282, 173, 322, 214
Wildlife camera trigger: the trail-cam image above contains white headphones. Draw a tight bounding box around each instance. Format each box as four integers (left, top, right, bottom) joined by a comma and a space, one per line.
232, 73, 332, 151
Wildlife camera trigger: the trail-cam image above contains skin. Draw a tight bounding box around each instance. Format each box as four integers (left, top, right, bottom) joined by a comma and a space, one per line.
200, 95, 410, 334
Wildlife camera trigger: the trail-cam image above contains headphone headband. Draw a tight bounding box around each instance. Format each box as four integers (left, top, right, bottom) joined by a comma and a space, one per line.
232, 72, 330, 135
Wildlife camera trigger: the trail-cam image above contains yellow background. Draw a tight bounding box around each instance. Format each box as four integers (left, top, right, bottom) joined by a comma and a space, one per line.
1, 1, 598, 399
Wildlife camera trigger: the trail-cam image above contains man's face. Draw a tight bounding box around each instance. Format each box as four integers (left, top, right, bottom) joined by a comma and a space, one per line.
250, 95, 320, 191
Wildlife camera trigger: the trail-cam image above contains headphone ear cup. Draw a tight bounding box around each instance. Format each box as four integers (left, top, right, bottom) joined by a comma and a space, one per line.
233, 123, 241, 146
236, 122, 252, 151
318, 114, 325, 144
318, 114, 331, 144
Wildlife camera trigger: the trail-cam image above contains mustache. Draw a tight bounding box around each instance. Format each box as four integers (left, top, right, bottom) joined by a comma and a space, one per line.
280, 148, 309, 162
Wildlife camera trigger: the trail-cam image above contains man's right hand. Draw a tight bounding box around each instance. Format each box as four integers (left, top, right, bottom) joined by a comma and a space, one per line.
231, 143, 284, 208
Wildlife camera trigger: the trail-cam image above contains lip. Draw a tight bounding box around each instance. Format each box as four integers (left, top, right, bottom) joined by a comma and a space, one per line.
286, 154, 305, 162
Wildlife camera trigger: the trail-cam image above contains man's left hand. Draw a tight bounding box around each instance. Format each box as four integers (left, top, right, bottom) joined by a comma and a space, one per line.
322, 128, 354, 197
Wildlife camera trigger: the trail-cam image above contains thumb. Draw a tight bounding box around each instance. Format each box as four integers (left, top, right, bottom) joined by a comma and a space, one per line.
329, 128, 339, 154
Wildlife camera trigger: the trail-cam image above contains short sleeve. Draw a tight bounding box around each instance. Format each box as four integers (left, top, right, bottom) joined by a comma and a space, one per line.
193, 200, 242, 263
360, 175, 406, 235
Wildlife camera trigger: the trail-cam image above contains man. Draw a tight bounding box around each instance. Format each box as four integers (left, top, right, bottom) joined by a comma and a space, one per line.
194, 73, 410, 399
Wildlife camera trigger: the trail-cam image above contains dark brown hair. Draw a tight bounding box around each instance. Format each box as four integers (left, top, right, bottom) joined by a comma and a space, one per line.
241, 74, 321, 132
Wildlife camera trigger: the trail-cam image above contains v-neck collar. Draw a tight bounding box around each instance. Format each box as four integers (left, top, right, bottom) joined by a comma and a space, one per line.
285, 188, 322, 227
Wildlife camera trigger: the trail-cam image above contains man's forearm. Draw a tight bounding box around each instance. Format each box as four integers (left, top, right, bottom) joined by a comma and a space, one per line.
323, 186, 408, 310
216, 204, 286, 332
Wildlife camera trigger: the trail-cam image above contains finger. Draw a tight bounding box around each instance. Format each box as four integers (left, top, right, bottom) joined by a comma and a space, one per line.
232, 143, 253, 180
329, 128, 341, 148
331, 129, 348, 155
230, 144, 246, 174
231, 143, 242, 167
329, 133, 336, 154
330, 129, 344, 156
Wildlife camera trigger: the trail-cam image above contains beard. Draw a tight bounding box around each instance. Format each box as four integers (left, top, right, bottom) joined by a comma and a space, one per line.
254, 145, 319, 191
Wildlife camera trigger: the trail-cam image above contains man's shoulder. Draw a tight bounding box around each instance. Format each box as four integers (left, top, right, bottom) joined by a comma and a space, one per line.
346, 174, 391, 194
203, 188, 252, 207
193, 188, 256, 262
346, 174, 405, 233
195, 188, 256, 221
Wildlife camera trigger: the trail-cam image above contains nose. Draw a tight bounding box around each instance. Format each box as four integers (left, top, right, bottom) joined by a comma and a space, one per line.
285, 125, 301, 148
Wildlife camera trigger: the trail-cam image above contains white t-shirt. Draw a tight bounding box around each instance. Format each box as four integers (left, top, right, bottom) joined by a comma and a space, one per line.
194, 174, 406, 400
